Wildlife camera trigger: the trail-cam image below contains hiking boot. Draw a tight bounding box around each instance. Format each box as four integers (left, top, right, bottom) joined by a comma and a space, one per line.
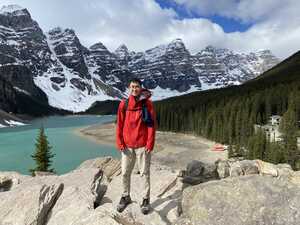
117, 195, 132, 212
140, 198, 150, 215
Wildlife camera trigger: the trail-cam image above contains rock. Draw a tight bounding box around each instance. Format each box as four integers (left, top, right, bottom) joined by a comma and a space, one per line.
289, 171, 300, 185
181, 160, 218, 185
0, 176, 13, 192
73, 208, 121, 225
229, 160, 259, 177
216, 159, 230, 178
44, 168, 107, 225
0, 171, 29, 191
0, 183, 63, 225
185, 160, 205, 177
176, 174, 300, 225
277, 163, 292, 169
0, 167, 108, 225
256, 159, 278, 177
157, 176, 178, 198
216, 159, 287, 178
2, 157, 297, 225
276, 163, 294, 177
98, 163, 181, 225
34, 171, 56, 176
78, 156, 121, 181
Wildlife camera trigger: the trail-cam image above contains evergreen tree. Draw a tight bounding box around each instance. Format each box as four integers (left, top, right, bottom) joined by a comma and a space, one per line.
29, 125, 55, 176
279, 94, 299, 169
247, 128, 267, 160
154, 72, 300, 169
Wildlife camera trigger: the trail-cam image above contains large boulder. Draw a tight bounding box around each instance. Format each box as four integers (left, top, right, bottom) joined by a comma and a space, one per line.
43, 168, 107, 225
0, 171, 29, 191
0, 168, 108, 225
78, 156, 121, 181
256, 159, 278, 176
2, 157, 298, 225
0, 183, 63, 225
216, 159, 230, 179
229, 160, 259, 177
216, 159, 294, 179
175, 174, 300, 225
181, 160, 218, 185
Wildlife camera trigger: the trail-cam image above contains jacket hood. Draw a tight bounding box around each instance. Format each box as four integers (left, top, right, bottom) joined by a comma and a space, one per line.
129, 88, 152, 101
139, 88, 152, 100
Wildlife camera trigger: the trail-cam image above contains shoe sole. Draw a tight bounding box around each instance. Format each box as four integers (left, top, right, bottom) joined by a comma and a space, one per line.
117, 201, 132, 212
141, 206, 150, 215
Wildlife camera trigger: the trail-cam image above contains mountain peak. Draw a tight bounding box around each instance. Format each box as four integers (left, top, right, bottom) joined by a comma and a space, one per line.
204, 45, 218, 51
170, 38, 184, 43
256, 49, 273, 56
0, 4, 28, 16
115, 44, 130, 59
89, 42, 109, 51
168, 38, 185, 47
116, 44, 128, 51
166, 38, 188, 53
48, 26, 75, 33
48, 26, 63, 34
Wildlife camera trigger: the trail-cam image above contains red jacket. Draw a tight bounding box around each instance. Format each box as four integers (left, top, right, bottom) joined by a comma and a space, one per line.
116, 88, 157, 152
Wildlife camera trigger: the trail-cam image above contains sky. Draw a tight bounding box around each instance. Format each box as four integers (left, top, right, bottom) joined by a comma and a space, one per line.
1, 0, 300, 59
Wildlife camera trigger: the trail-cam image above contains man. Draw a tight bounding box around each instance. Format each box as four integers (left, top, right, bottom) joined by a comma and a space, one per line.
116, 78, 157, 214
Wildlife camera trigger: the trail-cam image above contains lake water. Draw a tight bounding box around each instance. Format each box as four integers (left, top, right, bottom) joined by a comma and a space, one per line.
0, 115, 120, 175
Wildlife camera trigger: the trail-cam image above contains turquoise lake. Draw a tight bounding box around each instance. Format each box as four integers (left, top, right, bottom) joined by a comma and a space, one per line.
0, 115, 120, 175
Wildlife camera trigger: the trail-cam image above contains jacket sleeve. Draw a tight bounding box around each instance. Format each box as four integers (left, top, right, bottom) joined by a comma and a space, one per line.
116, 100, 127, 151
146, 100, 157, 151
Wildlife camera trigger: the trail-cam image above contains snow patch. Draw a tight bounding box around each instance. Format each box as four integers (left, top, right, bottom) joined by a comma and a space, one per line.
32, 34, 119, 112
13, 86, 31, 95
149, 85, 201, 101
0, 119, 27, 128
0, 123, 7, 128
0, 5, 26, 15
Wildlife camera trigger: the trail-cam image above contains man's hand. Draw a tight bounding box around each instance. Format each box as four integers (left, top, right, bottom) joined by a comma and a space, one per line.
120, 147, 127, 152
144, 147, 152, 153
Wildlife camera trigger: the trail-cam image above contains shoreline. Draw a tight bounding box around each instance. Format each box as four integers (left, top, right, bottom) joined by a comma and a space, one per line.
73, 122, 117, 147
73, 122, 228, 170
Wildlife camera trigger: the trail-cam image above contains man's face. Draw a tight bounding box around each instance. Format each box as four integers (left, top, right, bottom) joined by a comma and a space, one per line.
129, 82, 141, 96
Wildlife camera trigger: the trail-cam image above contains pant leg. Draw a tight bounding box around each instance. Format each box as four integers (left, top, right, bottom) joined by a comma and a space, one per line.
135, 147, 151, 200
133, 153, 140, 174
121, 147, 136, 197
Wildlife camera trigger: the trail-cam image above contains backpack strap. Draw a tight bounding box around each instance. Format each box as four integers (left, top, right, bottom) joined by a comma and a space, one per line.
122, 98, 128, 111
141, 99, 147, 108
121, 98, 129, 118
122, 98, 148, 113
125, 98, 129, 111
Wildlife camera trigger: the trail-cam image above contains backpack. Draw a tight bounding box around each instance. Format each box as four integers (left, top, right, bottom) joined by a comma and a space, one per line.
122, 98, 154, 127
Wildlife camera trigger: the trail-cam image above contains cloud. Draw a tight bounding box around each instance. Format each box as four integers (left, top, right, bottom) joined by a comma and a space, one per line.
173, 0, 284, 23
0, 0, 300, 58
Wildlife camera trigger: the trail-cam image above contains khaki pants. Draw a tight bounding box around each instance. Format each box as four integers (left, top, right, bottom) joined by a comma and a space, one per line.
121, 147, 151, 200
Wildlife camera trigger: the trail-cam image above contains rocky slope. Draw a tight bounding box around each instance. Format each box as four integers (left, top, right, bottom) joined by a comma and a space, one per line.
0, 74, 70, 125
0, 108, 26, 128
0, 4, 280, 113
0, 157, 299, 225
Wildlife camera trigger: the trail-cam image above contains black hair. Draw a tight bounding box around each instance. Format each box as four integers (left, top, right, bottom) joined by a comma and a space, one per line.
128, 77, 142, 87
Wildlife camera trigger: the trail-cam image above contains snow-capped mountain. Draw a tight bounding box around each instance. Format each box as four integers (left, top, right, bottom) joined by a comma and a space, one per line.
0, 5, 280, 112
34, 27, 125, 112
192, 46, 280, 87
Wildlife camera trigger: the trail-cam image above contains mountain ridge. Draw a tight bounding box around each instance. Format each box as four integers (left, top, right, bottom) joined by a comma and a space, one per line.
0, 4, 280, 112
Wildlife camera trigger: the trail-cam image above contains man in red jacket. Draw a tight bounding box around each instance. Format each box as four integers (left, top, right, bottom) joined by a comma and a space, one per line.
116, 78, 157, 214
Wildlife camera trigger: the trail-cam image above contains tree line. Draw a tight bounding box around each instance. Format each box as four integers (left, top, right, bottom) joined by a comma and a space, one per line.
155, 80, 300, 170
